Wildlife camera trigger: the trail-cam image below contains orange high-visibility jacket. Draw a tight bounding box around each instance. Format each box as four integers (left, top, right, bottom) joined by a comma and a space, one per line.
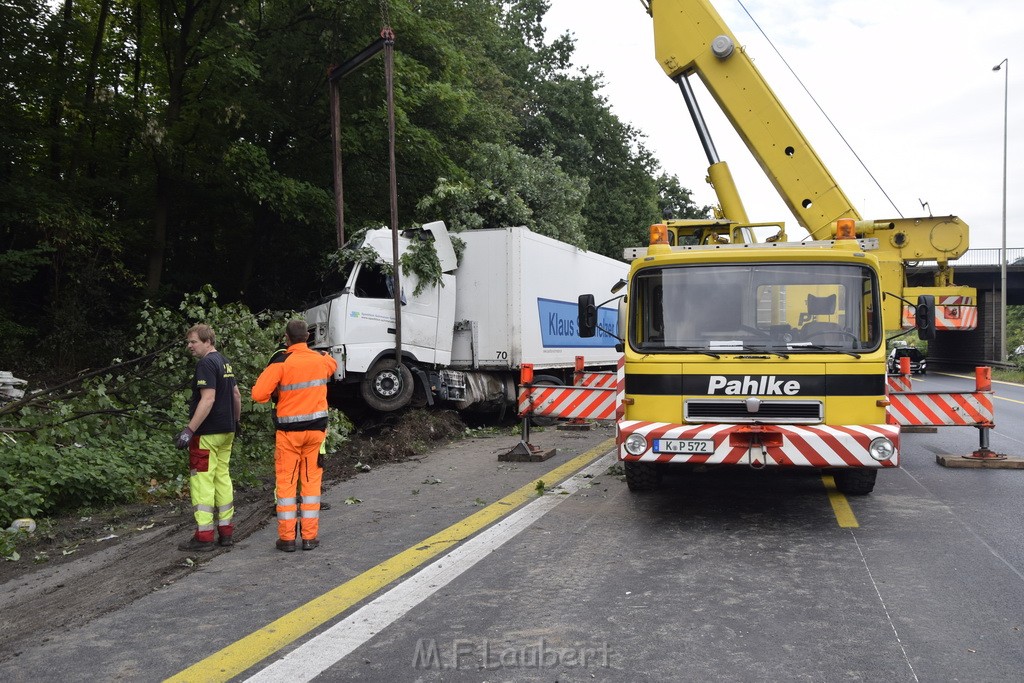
251, 343, 338, 431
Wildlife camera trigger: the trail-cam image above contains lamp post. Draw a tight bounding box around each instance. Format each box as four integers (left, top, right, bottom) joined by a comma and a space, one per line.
993, 58, 1008, 361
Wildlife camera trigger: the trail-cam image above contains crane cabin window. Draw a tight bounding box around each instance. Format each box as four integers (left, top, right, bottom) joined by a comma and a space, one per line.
629, 262, 881, 354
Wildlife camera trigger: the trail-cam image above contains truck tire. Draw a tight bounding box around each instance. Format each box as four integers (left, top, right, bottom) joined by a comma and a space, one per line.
361, 359, 414, 412
832, 468, 877, 495
529, 374, 564, 427
624, 461, 662, 492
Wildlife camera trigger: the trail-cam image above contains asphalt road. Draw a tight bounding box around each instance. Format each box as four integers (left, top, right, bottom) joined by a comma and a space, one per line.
2, 374, 1022, 682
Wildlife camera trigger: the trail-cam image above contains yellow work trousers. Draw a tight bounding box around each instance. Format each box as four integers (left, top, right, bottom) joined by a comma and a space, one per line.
274, 430, 324, 541
188, 432, 235, 542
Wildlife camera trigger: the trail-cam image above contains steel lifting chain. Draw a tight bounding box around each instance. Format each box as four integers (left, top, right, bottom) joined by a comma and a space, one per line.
379, 0, 393, 38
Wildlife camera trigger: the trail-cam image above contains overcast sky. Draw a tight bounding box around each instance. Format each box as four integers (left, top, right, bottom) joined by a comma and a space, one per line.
543, 0, 1022, 250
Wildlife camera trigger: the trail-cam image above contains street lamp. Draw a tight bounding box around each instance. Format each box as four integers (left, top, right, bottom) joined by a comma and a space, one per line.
993, 58, 1008, 361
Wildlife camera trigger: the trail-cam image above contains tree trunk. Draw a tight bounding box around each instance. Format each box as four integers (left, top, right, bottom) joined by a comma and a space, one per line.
146, 171, 170, 298
46, 0, 75, 181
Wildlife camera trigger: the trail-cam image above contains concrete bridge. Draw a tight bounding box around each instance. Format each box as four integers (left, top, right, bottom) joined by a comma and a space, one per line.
907, 247, 1024, 366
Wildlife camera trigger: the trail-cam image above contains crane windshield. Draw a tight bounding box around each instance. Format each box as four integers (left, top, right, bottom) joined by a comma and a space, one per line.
630, 262, 881, 354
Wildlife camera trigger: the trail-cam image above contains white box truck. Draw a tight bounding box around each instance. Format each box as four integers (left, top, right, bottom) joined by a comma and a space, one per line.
303, 221, 627, 414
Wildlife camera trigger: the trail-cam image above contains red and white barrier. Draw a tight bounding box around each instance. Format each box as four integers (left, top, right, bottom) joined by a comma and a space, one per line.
901, 296, 978, 331
517, 383, 618, 421
502, 356, 621, 461
887, 364, 1003, 460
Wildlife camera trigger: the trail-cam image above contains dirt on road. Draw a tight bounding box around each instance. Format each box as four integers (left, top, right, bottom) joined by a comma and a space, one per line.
0, 409, 472, 663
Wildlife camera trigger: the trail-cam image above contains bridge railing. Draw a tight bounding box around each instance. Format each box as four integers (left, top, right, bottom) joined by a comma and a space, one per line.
951, 248, 1024, 267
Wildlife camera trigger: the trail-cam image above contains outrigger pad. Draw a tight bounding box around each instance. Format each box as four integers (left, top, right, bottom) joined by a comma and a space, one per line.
498, 440, 557, 462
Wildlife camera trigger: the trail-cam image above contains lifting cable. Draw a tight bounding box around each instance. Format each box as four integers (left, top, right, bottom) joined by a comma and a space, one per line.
736, 0, 903, 218
381, 6, 403, 368
327, 0, 404, 364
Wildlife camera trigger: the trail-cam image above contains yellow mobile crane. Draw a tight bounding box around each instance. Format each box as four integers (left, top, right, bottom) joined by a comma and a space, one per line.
577, 0, 958, 494
642, 0, 976, 333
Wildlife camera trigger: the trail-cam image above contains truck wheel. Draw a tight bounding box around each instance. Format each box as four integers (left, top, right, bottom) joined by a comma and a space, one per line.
361, 359, 414, 412
624, 461, 662, 492
529, 374, 564, 427
832, 468, 877, 495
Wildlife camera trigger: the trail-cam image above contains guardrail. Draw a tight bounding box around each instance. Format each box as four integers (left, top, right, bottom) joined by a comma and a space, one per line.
948, 247, 1024, 267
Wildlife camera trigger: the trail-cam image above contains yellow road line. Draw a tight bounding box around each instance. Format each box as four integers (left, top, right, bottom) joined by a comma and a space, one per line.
821, 475, 859, 528
165, 437, 615, 683
939, 371, 1024, 388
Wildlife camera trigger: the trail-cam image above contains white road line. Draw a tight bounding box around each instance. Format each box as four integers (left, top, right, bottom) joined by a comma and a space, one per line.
849, 531, 919, 682
244, 451, 616, 682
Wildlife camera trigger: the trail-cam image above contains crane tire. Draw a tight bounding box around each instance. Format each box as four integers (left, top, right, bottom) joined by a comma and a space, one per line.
624, 461, 662, 492
832, 468, 877, 495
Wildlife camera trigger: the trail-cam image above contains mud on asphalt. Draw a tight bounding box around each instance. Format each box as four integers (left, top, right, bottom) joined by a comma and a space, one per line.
0, 409, 479, 663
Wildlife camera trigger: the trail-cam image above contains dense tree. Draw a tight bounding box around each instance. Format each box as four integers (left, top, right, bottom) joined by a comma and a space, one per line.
0, 0, 708, 374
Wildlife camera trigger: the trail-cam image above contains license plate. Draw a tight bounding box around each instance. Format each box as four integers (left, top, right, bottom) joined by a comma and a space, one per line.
653, 439, 713, 454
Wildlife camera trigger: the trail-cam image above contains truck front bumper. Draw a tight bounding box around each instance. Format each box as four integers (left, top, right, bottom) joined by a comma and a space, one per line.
617, 421, 899, 468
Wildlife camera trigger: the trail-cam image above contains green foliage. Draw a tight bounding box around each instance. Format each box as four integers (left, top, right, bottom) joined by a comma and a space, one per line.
417, 143, 589, 248
1006, 305, 1024, 357
0, 0, 709, 412
885, 332, 927, 355
326, 227, 466, 297
224, 141, 335, 226
0, 286, 344, 528
401, 236, 445, 297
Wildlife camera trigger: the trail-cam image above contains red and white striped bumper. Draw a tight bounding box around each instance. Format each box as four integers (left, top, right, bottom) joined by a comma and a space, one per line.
617, 421, 900, 468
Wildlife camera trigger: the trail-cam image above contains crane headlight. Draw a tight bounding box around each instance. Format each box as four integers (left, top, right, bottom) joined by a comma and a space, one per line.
868, 437, 896, 462
623, 433, 649, 456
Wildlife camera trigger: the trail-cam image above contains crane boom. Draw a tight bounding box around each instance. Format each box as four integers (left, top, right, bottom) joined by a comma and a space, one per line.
645, 0, 976, 333
649, 0, 859, 235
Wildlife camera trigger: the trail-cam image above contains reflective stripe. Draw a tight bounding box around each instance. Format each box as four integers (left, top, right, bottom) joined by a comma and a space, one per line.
277, 511, 297, 520
277, 411, 329, 424
217, 503, 234, 514
279, 378, 328, 392
300, 509, 320, 519
217, 519, 232, 527
197, 523, 216, 532
194, 504, 215, 513
300, 496, 321, 504
277, 497, 297, 506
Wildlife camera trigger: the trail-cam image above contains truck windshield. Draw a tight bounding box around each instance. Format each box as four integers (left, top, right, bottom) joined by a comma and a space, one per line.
630, 262, 881, 354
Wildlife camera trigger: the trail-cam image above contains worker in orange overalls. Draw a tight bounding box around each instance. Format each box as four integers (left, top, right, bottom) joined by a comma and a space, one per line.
251, 319, 337, 552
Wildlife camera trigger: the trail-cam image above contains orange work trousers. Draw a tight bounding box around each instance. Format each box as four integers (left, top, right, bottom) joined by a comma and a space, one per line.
274, 430, 325, 541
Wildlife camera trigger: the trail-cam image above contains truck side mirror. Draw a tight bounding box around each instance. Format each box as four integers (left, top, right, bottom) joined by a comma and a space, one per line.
578, 294, 597, 338
915, 294, 936, 341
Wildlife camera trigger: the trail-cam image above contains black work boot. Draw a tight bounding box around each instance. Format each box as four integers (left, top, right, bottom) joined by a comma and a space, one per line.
276, 539, 296, 552
301, 538, 320, 551
178, 536, 215, 552
218, 533, 233, 547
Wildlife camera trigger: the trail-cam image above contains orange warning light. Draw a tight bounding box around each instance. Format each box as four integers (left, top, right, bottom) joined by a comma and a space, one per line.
649, 223, 669, 246
835, 218, 856, 240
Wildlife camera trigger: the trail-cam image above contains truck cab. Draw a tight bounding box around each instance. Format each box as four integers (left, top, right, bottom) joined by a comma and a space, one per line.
580, 225, 906, 495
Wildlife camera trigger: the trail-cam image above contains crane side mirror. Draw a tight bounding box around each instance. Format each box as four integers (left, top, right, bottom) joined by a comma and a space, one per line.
915, 294, 936, 341
578, 294, 597, 338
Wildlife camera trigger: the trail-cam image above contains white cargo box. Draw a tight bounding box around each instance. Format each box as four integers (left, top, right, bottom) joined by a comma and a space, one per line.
450, 227, 627, 371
